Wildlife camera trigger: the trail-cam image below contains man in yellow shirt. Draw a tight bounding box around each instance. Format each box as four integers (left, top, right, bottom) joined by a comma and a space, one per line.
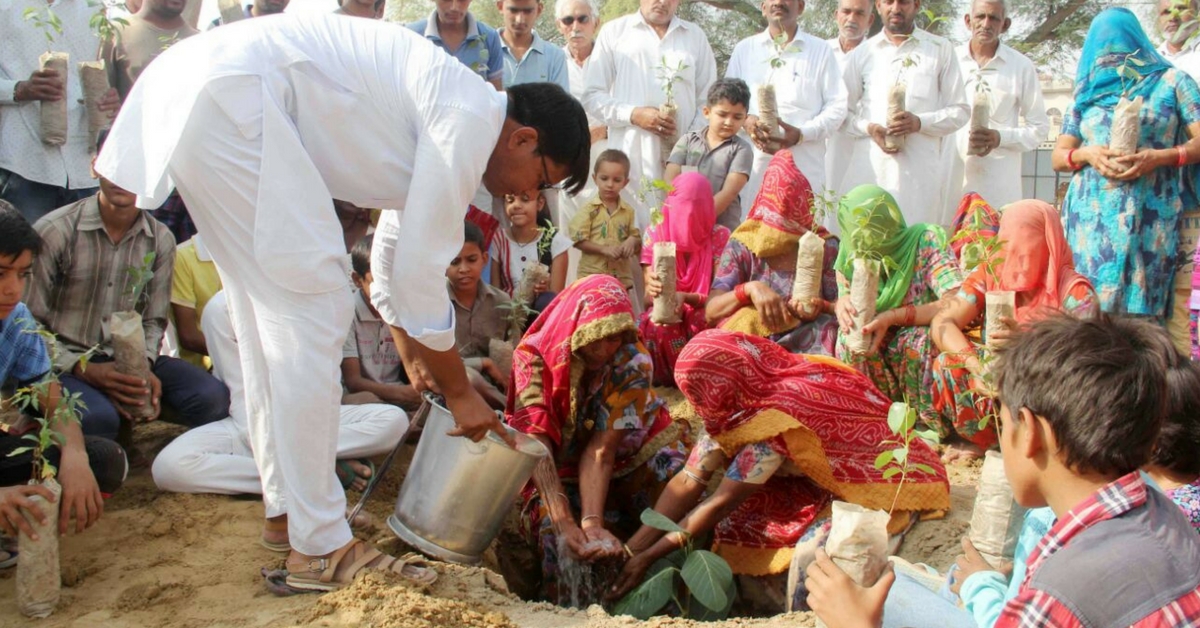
171, 234, 221, 369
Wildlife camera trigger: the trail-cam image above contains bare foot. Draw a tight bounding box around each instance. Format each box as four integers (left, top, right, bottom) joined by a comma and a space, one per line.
941, 441, 985, 464
335, 459, 373, 492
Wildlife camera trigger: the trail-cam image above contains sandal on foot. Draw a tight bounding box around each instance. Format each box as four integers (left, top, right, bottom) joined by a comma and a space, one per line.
284, 539, 438, 592
260, 537, 290, 553
335, 459, 375, 491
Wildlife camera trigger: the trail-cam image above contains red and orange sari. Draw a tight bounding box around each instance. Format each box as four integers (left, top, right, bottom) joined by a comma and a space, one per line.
675, 329, 950, 576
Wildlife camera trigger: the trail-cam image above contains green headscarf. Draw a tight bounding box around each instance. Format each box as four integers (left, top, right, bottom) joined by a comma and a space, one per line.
833, 185, 945, 313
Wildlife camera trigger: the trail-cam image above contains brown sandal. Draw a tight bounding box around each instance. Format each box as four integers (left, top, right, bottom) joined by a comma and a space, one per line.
284, 539, 437, 592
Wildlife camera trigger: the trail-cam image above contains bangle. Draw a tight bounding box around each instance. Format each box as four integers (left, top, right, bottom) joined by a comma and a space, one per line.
683, 469, 706, 484
580, 514, 602, 526
623, 543, 635, 558
1066, 148, 1082, 171
1178, 145, 1188, 168
734, 283, 751, 305
695, 292, 707, 308
903, 304, 916, 326
673, 530, 692, 549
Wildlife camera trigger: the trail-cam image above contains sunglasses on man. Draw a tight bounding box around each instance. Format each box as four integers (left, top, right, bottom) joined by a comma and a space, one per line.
559, 14, 591, 26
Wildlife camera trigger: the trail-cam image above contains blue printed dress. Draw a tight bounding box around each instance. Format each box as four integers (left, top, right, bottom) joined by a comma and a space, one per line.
1060, 68, 1200, 319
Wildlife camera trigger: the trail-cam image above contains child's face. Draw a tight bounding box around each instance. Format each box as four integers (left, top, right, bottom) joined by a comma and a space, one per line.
351, 270, 374, 294
504, 189, 545, 228
704, 99, 748, 141
447, 242, 487, 293
0, 251, 33, 321
593, 161, 629, 202
998, 401, 1046, 508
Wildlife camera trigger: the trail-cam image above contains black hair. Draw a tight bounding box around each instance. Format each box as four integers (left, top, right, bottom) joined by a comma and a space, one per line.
463, 220, 485, 251
1151, 351, 1200, 476
594, 148, 631, 177
707, 78, 751, 108
506, 82, 590, 195
350, 233, 373, 278
96, 128, 109, 154
993, 313, 1172, 477
0, 200, 41, 260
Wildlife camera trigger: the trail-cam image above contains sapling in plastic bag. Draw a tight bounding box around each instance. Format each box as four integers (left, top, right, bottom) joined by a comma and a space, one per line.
111, 311, 154, 420
1108, 96, 1142, 157
17, 479, 62, 618
78, 60, 110, 152
650, 242, 680, 325
985, 290, 1014, 347
218, 0, 246, 24
884, 82, 906, 152
817, 502, 889, 628
968, 89, 991, 157
846, 258, 879, 354
39, 52, 69, 147
791, 231, 825, 318
659, 101, 678, 166
968, 450, 1026, 567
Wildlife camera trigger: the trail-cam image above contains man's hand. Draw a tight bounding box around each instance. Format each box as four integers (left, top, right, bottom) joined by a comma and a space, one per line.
96, 87, 120, 120
868, 124, 899, 154
56, 450, 103, 535
589, 125, 608, 145
14, 69, 63, 102
76, 361, 153, 420
805, 548, 895, 628
0, 484, 56, 540
401, 353, 439, 393
950, 537, 1010, 594
887, 111, 921, 137
632, 106, 676, 139
444, 386, 514, 446
480, 358, 509, 393
968, 128, 1001, 157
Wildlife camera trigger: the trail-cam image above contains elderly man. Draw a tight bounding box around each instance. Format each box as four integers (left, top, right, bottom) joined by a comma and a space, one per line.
825, 0, 875, 210
726, 0, 847, 218
582, 0, 717, 228
105, 0, 200, 100
499, 0, 569, 90
97, 14, 589, 592
843, 0, 967, 225
409, 0, 504, 90
1160, 0, 1200, 79
953, 0, 1048, 208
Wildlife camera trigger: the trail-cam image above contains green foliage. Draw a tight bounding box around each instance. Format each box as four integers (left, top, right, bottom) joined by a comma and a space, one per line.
88, 0, 129, 46
125, 251, 156, 311
536, 218, 560, 259
949, 204, 1005, 282
24, 5, 63, 50
612, 509, 735, 620
637, 178, 675, 228
916, 7, 951, 32
657, 57, 689, 105
847, 194, 901, 278
1116, 50, 1147, 98
873, 402, 939, 515
810, 189, 840, 231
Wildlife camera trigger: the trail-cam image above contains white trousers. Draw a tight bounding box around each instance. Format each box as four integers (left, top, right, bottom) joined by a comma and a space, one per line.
152, 291, 408, 513
165, 83, 357, 555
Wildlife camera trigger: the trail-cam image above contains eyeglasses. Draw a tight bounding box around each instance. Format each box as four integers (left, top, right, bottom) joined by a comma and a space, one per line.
538, 153, 561, 191
559, 14, 591, 26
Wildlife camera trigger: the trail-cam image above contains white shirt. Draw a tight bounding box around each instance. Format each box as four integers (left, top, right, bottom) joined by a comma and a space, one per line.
96, 14, 507, 352
564, 46, 601, 128
726, 28, 847, 199
582, 11, 717, 226
0, 0, 104, 189
1159, 39, 1200, 81
823, 36, 869, 227
844, 29, 968, 225
954, 43, 1049, 208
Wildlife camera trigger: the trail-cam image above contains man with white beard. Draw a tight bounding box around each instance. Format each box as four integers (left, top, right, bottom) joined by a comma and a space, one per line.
825, 0, 874, 228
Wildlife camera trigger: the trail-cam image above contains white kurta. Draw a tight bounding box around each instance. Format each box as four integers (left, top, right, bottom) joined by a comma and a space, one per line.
824, 37, 870, 233
1160, 39, 1200, 81
953, 43, 1049, 209
96, 14, 505, 556
726, 28, 847, 217
843, 29, 968, 226
582, 12, 717, 227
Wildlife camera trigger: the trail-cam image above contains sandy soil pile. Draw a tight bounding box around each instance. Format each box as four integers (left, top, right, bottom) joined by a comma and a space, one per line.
0, 413, 982, 627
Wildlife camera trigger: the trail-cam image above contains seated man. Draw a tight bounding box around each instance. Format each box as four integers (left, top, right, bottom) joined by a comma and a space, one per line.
340, 234, 422, 411
448, 221, 511, 409
0, 202, 126, 567
152, 289, 409, 549
25, 131, 230, 443
170, 234, 220, 370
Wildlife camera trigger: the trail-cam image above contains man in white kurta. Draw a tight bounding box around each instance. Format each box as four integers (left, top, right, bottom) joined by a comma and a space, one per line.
726, 0, 847, 222
843, 0, 968, 226
824, 0, 875, 213
581, 0, 717, 228
96, 13, 589, 590
953, 0, 1048, 209
1159, 0, 1200, 79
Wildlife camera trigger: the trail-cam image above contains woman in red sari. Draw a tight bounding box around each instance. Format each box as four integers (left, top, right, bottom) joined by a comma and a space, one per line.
608, 329, 949, 607
507, 275, 692, 604
637, 172, 731, 386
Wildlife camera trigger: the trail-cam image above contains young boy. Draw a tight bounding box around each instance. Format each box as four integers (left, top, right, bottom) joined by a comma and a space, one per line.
569, 149, 640, 291
664, 78, 753, 231
806, 314, 1200, 628
341, 234, 422, 411
448, 222, 511, 410
0, 202, 126, 566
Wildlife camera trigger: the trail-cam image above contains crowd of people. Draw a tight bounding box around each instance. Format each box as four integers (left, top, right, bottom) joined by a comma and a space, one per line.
2, 0, 1200, 625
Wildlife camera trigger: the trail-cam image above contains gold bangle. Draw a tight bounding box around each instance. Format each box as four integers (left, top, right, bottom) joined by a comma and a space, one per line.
580, 514, 602, 526
623, 543, 635, 558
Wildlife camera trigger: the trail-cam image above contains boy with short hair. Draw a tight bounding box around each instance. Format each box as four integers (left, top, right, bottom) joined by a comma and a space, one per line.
664, 78, 754, 231
805, 313, 1200, 628
447, 221, 511, 409
340, 234, 422, 411
569, 149, 640, 291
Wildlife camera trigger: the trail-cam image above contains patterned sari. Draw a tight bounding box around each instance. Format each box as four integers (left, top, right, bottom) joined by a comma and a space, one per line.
507, 275, 691, 602
675, 329, 950, 577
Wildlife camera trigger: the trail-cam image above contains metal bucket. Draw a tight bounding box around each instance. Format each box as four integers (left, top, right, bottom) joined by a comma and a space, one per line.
387, 399, 547, 564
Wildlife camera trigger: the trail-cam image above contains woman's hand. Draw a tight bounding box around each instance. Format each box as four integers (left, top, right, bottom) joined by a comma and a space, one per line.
1113, 149, 1167, 181
746, 282, 790, 331
987, 315, 1018, 345
645, 270, 663, 300
561, 522, 606, 561
607, 551, 654, 600
788, 296, 824, 323
834, 297, 857, 331
1078, 145, 1127, 179
861, 310, 897, 355
581, 524, 625, 560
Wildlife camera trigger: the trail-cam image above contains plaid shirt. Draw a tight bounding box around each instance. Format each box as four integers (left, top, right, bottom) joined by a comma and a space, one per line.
26, 196, 177, 373
996, 472, 1200, 628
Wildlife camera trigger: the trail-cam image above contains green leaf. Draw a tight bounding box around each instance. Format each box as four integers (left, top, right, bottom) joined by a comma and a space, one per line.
882, 467, 902, 479
640, 508, 686, 534
886, 402, 908, 434
687, 571, 735, 620
903, 407, 917, 433
680, 550, 733, 612
893, 446, 908, 464
912, 463, 937, 476
873, 449, 895, 470
6, 446, 34, 457
915, 429, 940, 444
612, 566, 677, 619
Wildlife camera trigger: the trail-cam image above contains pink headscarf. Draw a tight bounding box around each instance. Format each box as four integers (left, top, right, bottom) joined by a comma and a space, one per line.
986, 200, 1091, 321
655, 172, 725, 295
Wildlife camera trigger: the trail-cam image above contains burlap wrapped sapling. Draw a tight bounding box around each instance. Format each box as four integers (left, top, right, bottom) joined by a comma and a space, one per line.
968, 451, 1027, 567
78, 60, 111, 151
113, 251, 157, 420
1108, 96, 1142, 156
17, 479, 62, 618
39, 52, 69, 146
985, 289, 1014, 347
884, 81, 906, 152
846, 258, 879, 354
756, 84, 780, 140
656, 57, 688, 166
650, 242, 680, 325
968, 88, 991, 156
218, 0, 246, 24
791, 231, 825, 318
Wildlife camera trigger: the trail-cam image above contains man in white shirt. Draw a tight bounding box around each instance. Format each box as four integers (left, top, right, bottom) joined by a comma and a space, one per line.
726, 0, 847, 219
843, 0, 968, 226
498, 0, 570, 90
582, 0, 717, 228
97, 14, 589, 592
824, 0, 874, 212
953, 0, 1048, 209
0, 0, 120, 223
1159, 0, 1200, 79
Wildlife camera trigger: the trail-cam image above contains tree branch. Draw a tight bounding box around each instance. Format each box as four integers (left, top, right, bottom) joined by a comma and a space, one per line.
1021, 0, 1088, 45
686, 0, 766, 27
